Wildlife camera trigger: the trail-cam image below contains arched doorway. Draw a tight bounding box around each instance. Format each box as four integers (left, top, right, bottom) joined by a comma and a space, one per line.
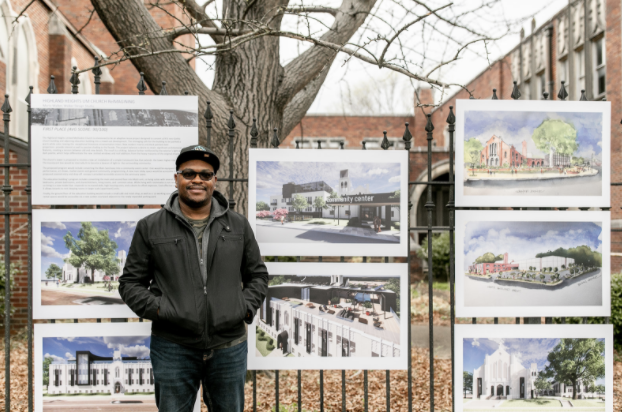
115, 382, 121, 393
497, 384, 504, 396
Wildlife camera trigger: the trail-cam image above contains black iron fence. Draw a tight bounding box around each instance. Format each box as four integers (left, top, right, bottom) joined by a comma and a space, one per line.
0, 60, 613, 412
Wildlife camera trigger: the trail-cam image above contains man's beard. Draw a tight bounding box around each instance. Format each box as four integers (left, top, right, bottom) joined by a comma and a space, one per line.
179, 188, 211, 208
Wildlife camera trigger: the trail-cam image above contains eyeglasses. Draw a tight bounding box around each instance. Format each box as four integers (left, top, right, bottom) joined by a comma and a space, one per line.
176, 169, 216, 181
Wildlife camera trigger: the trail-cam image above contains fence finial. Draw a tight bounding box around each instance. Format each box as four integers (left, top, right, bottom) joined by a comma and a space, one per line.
184, 91, 189, 95
92, 57, 102, 94
250, 118, 258, 148
2, 94, 12, 114
402, 122, 412, 150
25, 86, 33, 105
425, 114, 434, 135
160, 81, 168, 95
580, 89, 587, 101
339, 141, 344, 150
316, 140, 322, 149
137, 73, 147, 95
446, 106, 456, 125
511, 81, 521, 100
271, 128, 280, 148
227, 110, 236, 130
362, 141, 367, 150
70, 66, 80, 94
47, 75, 57, 94
380, 130, 390, 150
557, 81, 568, 101
543, 92, 549, 100
492, 89, 498, 100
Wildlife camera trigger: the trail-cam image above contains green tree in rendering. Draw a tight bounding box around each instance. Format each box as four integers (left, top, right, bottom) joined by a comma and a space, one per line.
45, 263, 63, 280
541, 338, 605, 400
64, 222, 120, 283
540, 274, 545, 282
313, 196, 328, 211
464, 138, 484, 165
534, 374, 552, 398
42, 356, 53, 386
463, 371, 473, 398
384, 278, 401, 316
474, 252, 504, 264
269, 275, 286, 286
532, 119, 579, 156
256, 201, 270, 211
292, 194, 310, 212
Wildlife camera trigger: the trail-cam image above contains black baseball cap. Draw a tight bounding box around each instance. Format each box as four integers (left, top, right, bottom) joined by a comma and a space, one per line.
175, 145, 220, 173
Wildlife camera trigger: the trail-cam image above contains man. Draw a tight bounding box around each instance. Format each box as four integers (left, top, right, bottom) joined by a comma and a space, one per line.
119, 145, 268, 412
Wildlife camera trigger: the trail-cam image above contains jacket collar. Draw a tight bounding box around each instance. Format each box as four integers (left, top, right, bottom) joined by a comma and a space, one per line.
164, 190, 229, 224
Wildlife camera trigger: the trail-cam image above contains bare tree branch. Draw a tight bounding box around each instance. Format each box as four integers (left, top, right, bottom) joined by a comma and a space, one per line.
276, 0, 378, 111
284, 6, 338, 16
13, 0, 35, 24
175, 0, 224, 43
76, 8, 96, 35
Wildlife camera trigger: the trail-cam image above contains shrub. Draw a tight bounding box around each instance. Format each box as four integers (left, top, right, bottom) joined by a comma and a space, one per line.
346, 217, 360, 227
266, 343, 275, 351
330, 296, 340, 304
0, 261, 18, 327
258, 335, 267, 341
268, 338, 274, 345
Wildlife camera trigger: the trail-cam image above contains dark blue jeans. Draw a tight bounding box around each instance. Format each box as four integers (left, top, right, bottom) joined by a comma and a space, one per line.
150, 334, 247, 412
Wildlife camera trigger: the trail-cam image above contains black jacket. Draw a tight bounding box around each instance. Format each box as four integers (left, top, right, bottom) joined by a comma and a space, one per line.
119, 190, 269, 349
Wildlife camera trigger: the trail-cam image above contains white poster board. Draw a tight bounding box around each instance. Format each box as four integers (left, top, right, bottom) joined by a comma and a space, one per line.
248, 262, 408, 370
248, 149, 409, 257
454, 324, 614, 412
455, 99, 611, 207
31, 95, 198, 205
455, 210, 611, 318
35, 322, 201, 411
33, 208, 158, 319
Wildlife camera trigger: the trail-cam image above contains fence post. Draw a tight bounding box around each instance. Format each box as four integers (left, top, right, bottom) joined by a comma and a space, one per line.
26, 85, 33, 412
446, 106, 456, 412
2, 93, 12, 411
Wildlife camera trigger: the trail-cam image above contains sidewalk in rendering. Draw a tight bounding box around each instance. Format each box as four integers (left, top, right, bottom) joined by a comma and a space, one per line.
256, 220, 400, 243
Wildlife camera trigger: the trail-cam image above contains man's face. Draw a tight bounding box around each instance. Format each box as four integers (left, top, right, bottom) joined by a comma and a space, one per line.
174, 159, 217, 208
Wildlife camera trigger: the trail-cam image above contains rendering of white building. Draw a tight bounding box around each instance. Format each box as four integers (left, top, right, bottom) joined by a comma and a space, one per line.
258, 276, 400, 358
545, 148, 572, 167
472, 345, 537, 399
47, 349, 153, 395
516, 255, 575, 271
269, 169, 399, 227
61, 250, 127, 284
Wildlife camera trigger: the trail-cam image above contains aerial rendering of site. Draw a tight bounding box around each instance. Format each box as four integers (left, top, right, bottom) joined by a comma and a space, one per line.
462, 220, 603, 308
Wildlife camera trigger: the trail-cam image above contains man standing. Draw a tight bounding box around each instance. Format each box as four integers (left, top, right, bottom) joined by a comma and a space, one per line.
119, 145, 268, 412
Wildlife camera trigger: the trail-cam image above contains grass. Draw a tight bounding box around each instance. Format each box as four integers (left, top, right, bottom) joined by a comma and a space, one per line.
125, 391, 155, 395
52, 281, 120, 293
569, 399, 606, 408
498, 399, 560, 408
256, 335, 275, 357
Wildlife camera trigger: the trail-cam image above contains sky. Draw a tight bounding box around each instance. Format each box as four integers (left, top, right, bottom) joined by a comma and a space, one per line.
464, 111, 604, 160
40, 221, 137, 280
195, 1, 569, 114
256, 161, 400, 203
42, 335, 151, 365
464, 221, 602, 270
463, 337, 606, 386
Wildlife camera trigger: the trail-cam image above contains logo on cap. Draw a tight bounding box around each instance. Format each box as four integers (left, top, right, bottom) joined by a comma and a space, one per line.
194, 146, 206, 151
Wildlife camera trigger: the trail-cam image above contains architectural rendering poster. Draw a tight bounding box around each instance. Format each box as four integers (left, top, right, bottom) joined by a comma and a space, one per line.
35, 322, 201, 412
455, 99, 611, 207
248, 262, 408, 370
31, 94, 198, 205
33, 209, 157, 320
455, 324, 613, 412
248, 149, 409, 257
456, 210, 611, 318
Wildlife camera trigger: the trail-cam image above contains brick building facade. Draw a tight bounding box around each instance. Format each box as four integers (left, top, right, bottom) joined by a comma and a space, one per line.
2, 0, 621, 331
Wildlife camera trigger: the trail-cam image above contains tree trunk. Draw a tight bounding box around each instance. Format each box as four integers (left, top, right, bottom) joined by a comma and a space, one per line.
572, 381, 577, 399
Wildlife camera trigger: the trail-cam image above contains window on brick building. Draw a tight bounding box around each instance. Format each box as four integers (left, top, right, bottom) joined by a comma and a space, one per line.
574, 47, 585, 98
592, 36, 606, 97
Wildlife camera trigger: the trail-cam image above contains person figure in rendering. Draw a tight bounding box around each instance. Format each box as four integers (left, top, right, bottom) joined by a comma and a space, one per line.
374, 215, 382, 233
280, 214, 285, 225
119, 145, 268, 412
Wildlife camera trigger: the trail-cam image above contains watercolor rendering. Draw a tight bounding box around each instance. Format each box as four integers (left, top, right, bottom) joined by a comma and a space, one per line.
462, 337, 606, 410
249, 150, 408, 257
463, 220, 602, 307
39, 220, 134, 307
462, 109, 603, 196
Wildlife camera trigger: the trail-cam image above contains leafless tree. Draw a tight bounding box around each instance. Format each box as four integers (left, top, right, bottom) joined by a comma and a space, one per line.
23, 0, 523, 214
